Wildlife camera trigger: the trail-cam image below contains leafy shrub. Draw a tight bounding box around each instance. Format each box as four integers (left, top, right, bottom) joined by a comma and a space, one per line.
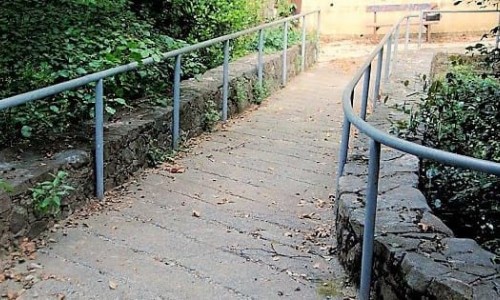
414, 66, 500, 252
0, 0, 300, 147
455, 0, 500, 78
31, 171, 74, 217
0, 0, 183, 145
0, 179, 13, 193
130, 0, 264, 70
246, 26, 302, 54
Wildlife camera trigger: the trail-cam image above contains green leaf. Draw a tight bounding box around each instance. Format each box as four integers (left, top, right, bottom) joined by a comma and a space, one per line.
50, 105, 60, 113
113, 98, 127, 105
105, 106, 116, 115
0, 180, 13, 193
75, 67, 87, 75
21, 125, 32, 138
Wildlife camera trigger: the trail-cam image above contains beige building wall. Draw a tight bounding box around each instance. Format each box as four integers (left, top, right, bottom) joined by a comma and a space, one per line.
301, 0, 499, 38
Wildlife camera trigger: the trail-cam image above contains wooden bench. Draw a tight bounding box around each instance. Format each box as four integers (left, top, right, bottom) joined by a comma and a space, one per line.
366, 3, 440, 41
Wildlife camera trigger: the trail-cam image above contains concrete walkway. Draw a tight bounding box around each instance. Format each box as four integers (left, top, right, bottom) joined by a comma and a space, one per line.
1, 57, 359, 299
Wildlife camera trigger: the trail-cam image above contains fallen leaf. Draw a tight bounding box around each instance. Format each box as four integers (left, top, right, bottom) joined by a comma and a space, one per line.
7, 290, 18, 300
170, 167, 185, 174
216, 198, 233, 205
0, 273, 5, 283
284, 232, 293, 237
192, 210, 201, 218
55, 293, 66, 300
313, 263, 321, 269
299, 212, 317, 219
109, 280, 118, 290
28, 263, 43, 270
19, 239, 36, 256
272, 256, 280, 261
417, 222, 433, 233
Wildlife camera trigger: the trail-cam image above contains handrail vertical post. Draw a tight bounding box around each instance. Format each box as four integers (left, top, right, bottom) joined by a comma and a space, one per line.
282, 21, 289, 86
316, 10, 321, 60
301, 15, 307, 72
258, 29, 265, 88
359, 139, 381, 300
222, 40, 230, 122
405, 16, 410, 51
336, 90, 355, 182
360, 65, 372, 120
373, 48, 384, 110
418, 10, 424, 49
392, 25, 400, 75
496, 10, 500, 49
384, 36, 392, 82
95, 79, 104, 200
172, 55, 182, 149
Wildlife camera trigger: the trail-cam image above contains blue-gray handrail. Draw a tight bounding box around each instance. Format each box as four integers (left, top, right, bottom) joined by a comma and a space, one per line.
0, 10, 320, 200
337, 11, 500, 300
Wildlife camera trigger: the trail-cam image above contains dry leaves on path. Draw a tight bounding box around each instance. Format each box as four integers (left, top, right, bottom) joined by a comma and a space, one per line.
162, 163, 186, 174
298, 212, 321, 220
109, 280, 118, 290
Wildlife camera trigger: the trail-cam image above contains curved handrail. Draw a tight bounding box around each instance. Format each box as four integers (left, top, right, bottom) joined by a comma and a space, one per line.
339, 13, 500, 300
341, 17, 500, 176
342, 99, 500, 175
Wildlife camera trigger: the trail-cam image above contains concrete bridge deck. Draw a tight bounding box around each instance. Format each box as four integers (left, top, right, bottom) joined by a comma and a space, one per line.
1, 37, 485, 300
0, 53, 361, 299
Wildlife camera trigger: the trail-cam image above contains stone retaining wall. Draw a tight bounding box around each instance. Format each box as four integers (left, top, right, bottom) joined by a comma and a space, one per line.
0, 43, 317, 254
335, 49, 499, 299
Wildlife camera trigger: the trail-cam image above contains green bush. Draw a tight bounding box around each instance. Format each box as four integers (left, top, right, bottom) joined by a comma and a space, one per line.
415, 66, 500, 252
31, 171, 74, 217
0, 0, 300, 146
130, 0, 263, 69
0, 0, 184, 145
246, 25, 302, 54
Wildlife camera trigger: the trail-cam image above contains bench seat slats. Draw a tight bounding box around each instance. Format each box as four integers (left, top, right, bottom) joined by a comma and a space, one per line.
366, 3, 437, 13
366, 2, 439, 41
366, 21, 440, 28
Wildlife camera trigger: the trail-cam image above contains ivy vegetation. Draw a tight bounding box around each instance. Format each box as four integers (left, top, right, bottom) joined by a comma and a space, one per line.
0, 0, 299, 147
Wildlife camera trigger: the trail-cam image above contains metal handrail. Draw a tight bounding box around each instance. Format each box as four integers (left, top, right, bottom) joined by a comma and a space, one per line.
0, 11, 319, 110
337, 10, 500, 300
0, 10, 321, 199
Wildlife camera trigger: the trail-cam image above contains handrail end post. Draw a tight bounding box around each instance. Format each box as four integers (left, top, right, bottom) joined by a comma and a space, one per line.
282, 21, 289, 86
222, 40, 230, 122
359, 139, 381, 300
172, 55, 182, 150
94, 79, 105, 200
301, 15, 307, 72
257, 29, 265, 88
